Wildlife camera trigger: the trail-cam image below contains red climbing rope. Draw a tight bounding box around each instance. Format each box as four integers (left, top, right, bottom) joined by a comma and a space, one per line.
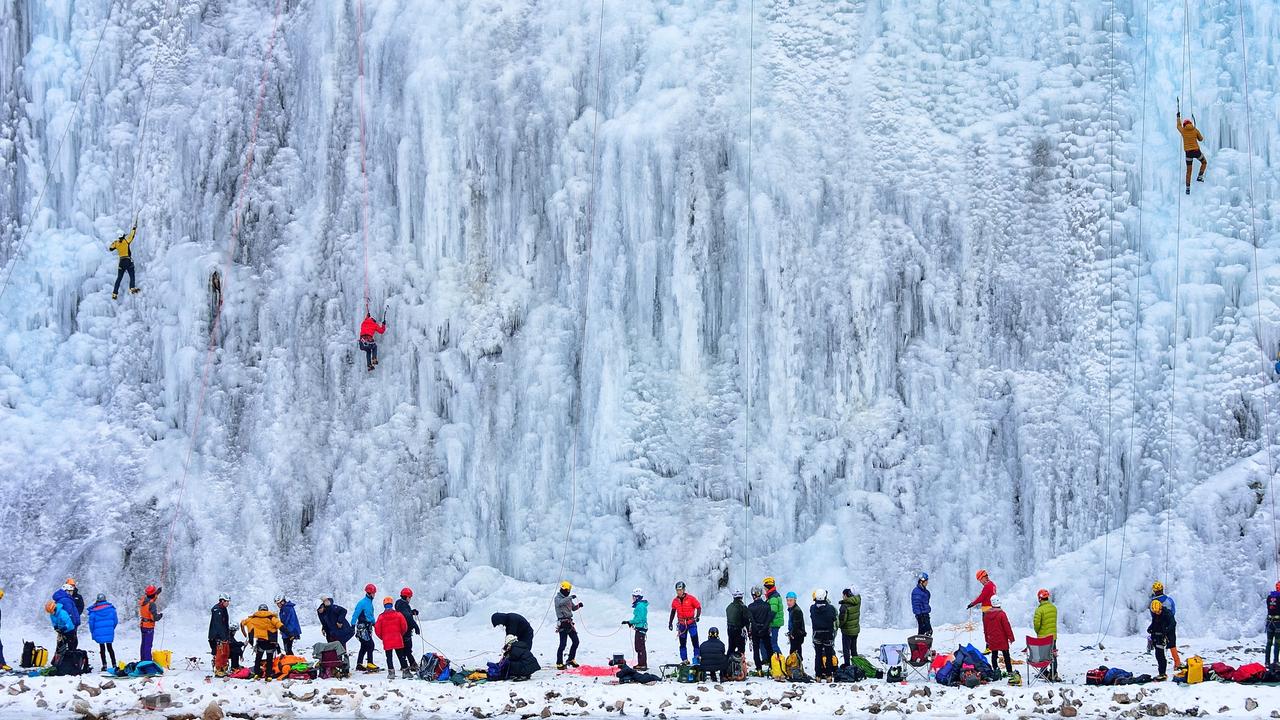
160, 0, 288, 584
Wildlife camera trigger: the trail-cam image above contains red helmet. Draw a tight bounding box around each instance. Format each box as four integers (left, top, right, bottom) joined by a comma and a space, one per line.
1037, 588, 1050, 601
401, 587, 413, 598
975, 569, 989, 582
1276, 581, 1280, 592
364, 583, 376, 595
144, 585, 158, 596
1182, 118, 1192, 126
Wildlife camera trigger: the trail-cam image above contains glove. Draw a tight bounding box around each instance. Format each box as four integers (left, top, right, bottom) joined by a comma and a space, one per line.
668, 623, 674, 632
622, 621, 631, 627
576, 603, 584, 610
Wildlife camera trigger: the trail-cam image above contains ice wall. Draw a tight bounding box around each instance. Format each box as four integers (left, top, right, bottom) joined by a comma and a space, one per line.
1, 0, 1277, 636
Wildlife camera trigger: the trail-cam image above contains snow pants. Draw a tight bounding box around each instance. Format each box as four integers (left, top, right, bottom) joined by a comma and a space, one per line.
990, 648, 1012, 674
357, 637, 376, 668
556, 621, 579, 665
1265, 628, 1279, 665
252, 640, 277, 678
113, 257, 136, 295
676, 621, 700, 663
726, 625, 746, 657
98, 642, 116, 669
788, 635, 804, 659
813, 636, 838, 679
769, 627, 782, 656
916, 613, 932, 635
360, 340, 379, 368
385, 648, 410, 670
841, 632, 858, 663
750, 632, 770, 671
633, 627, 647, 669
140, 628, 154, 661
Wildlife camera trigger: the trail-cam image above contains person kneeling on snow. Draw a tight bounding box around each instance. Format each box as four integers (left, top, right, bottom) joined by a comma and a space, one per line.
609, 654, 661, 684
696, 627, 730, 681
502, 634, 540, 680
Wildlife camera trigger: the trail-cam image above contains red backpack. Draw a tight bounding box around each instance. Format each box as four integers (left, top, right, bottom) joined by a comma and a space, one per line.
1229, 663, 1267, 683
1085, 668, 1107, 685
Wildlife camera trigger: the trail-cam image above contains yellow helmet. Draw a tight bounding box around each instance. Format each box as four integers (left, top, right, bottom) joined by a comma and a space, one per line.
1150, 599, 1163, 613
1151, 581, 1164, 595
0, 589, 5, 600
763, 577, 776, 587
559, 581, 572, 591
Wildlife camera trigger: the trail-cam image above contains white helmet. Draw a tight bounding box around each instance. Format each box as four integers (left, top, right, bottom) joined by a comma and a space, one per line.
990, 594, 1002, 608
632, 588, 643, 597
61, 583, 74, 592
218, 593, 231, 602
504, 634, 518, 647
273, 595, 285, 604
815, 589, 829, 602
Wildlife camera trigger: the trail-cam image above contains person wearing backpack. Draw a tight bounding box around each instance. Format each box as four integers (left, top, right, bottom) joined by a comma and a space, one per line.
809, 590, 839, 680
52, 583, 80, 650
1264, 582, 1280, 665
668, 581, 702, 664
554, 582, 584, 670
46, 600, 74, 657
982, 595, 1015, 676
241, 604, 284, 680
86, 594, 118, 671
621, 589, 649, 670
275, 596, 301, 655
785, 592, 806, 659
1150, 581, 1181, 669
352, 585, 378, 670
374, 597, 410, 679
838, 588, 862, 662
746, 587, 772, 674
725, 590, 748, 659
912, 573, 932, 635
138, 585, 162, 662
1148, 598, 1174, 680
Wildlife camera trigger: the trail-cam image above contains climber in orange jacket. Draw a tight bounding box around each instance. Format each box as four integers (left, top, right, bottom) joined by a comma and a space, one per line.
1177, 112, 1206, 194
358, 313, 387, 372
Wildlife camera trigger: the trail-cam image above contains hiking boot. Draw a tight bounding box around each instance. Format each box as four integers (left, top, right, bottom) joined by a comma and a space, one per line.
111, 293, 118, 300
1196, 175, 1204, 182
129, 287, 140, 294
401, 669, 413, 679
1185, 186, 1190, 195
566, 660, 580, 668
1154, 674, 1168, 681
372, 358, 379, 366
635, 665, 648, 671
367, 364, 375, 372
555, 663, 566, 670
387, 668, 395, 679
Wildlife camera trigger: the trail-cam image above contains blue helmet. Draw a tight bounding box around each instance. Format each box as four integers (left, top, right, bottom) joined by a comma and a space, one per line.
918, 572, 929, 582
785, 591, 797, 600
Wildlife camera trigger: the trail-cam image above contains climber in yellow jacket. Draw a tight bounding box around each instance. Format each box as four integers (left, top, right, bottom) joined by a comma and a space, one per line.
1177, 112, 1206, 195
107, 224, 141, 300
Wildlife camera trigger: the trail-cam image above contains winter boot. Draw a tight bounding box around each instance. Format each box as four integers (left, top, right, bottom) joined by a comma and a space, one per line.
1185, 186, 1190, 195
111, 293, 118, 300
566, 660, 580, 668
402, 668, 413, 679
1196, 175, 1204, 182
387, 668, 395, 679
129, 287, 140, 294
555, 663, 566, 670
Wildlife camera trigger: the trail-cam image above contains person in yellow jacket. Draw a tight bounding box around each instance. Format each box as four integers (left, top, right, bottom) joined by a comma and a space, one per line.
241, 604, 284, 680
1177, 112, 1206, 194
107, 224, 141, 299
1032, 589, 1059, 680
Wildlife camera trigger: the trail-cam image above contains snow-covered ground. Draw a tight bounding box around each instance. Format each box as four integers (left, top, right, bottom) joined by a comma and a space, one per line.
2, 584, 1279, 718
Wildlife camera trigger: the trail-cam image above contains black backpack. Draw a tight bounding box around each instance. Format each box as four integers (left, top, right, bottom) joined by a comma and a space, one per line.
54, 649, 90, 676
833, 663, 861, 682
20, 642, 35, 668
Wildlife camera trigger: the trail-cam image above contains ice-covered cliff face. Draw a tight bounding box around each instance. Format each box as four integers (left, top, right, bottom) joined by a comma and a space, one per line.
1, 0, 1277, 636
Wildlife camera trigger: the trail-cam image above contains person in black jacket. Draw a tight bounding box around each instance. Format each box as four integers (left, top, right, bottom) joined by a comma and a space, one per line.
747, 587, 773, 673
209, 594, 232, 662
725, 590, 748, 657
785, 593, 806, 659
395, 588, 421, 672
503, 635, 540, 680
317, 596, 355, 647
1148, 599, 1174, 680
697, 627, 729, 681
809, 590, 839, 680
491, 612, 534, 647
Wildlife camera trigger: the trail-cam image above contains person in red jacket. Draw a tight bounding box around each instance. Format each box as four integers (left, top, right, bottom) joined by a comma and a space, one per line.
967, 569, 997, 612
359, 313, 387, 372
982, 595, 1015, 676
373, 597, 410, 679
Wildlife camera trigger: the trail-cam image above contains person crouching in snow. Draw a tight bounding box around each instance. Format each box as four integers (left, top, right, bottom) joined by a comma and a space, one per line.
503, 634, 540, 680
982, 595, 1015, 677
375, 597, 411, 679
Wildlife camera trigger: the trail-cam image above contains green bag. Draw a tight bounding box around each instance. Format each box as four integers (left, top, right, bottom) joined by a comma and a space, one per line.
850, 656, 882, 679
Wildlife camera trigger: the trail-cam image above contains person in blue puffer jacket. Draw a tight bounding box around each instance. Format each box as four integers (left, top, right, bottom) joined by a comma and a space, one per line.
276, 596, 302, 655
912, 573, 932, 636
87, 594, 119, 671
51, 584, 80, 650
46, 600, 74, 655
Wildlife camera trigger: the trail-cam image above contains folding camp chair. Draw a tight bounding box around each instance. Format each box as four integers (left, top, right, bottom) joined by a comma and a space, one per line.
1022, 635, 1056, 684
877, 643, 907, 681
903, 634, 935, 681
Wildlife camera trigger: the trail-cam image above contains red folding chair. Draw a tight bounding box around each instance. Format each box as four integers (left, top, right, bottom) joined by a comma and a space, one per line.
904, 634, 935, 681
1022, 635, 1056, 684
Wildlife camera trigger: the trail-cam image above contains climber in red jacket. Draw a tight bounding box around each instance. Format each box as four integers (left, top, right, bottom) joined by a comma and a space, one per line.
359, 314, 387, 372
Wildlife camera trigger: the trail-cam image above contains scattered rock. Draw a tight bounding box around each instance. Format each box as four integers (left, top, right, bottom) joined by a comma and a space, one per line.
744, 698, 764, 708
910, 686, 932, 698
1114, 693, 1133, 705
866, 703, 881, 714
472, 709, 489, 719
100, 680, 115, 690
1061, 702, 1078, 717
71, 699, 98, 720
659, 700, 671, 709
719, 700, 732, 711
286, 689, 317, 702
1142, 703, 1170, 717
834, 708, 845, 716
202, 702, 225, 720
916, 703, 928, 713
36, 699, 47, 709
7, 680, 27, 695
990, 689, 1005, 697
142, 693, 172, 710
326, 687, 350, 696
77, 682, 101, 698
1246, 699, 1258, 712
614, 700, 625, 713
963, 704, 975, 715
697, 686, 709, 692
540, 707, 552, 718
714, 684, 724, 691
782, 691, 801, 700
699, 708, 712, 713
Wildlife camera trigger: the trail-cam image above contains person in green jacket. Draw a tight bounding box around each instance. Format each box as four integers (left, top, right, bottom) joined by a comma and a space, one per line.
763, 577, 785, 656
1033, 588, 1058, 680
621, 588, 649, 670
837, 588, 862, 662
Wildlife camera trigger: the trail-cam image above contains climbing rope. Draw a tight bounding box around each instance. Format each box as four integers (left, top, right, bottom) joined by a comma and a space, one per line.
355, 0, 372, 314
1096, 0, 1120, 645
1233, 0, 1279, 580
534, 0, 606, 639
740, 0, 757, 597
0, 0, 122, 303
159, 0, 289, 586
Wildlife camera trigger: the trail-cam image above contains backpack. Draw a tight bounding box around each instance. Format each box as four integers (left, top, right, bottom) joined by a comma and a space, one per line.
784, 654, 811, 683
725, 653, 747, 682
769, 653, 785, 680
1267, 594, 1280, 617
20, 642, 48, 669
935, 660, 957, 686
849, 655, 881, 680
1103, 667, 1133, 685
1229, 662, 1267, 683
486, 659, 508, 681
833, 663, 860, 683
1186, 656, 1204, 684
229, 667, 253, 679
1085, 667, 1108, 686
886, 666, 904, 683
54, 649, 90, 676
420, 653, 451, 681
677, 663, 697, 683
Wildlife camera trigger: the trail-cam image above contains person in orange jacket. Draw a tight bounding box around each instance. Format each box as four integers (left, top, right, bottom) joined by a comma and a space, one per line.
359, 313, 387, 372
374, 597, 411, 679
967, 569, 997, 613
138, 585, 162, 662
1178, 112, 1206, 194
